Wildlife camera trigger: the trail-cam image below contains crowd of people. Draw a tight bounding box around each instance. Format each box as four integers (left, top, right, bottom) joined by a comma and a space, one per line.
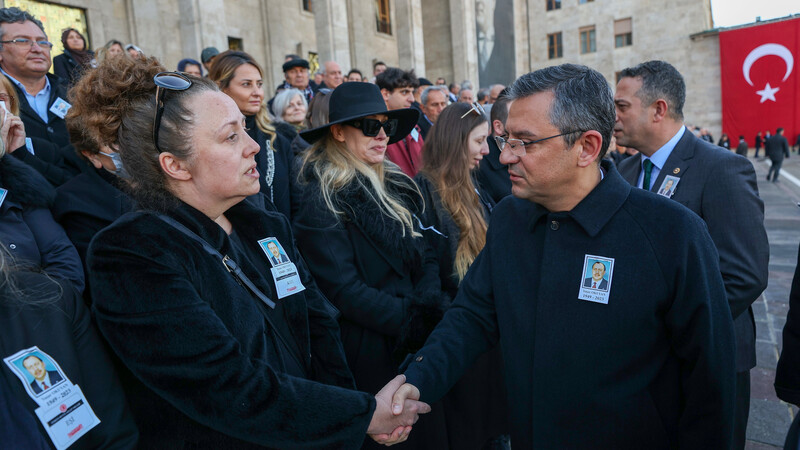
0, 4, 797, 449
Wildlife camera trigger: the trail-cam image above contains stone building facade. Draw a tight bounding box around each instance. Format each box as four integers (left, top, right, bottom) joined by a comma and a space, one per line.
2, 0, 725, 133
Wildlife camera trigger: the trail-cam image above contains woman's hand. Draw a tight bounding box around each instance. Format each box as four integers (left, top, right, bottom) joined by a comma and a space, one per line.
0, 109, 27, 153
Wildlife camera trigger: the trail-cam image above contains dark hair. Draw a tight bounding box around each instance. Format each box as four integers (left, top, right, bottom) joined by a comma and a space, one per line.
60, 28, 87, 51
508, 63, 615, 160
0, 7, 44, 49
490, 88, 511, 132
67, 55, 218, 211
373, 60, 386, 70
66, 114, 101, 159
777, 127, 784, 134
305, 89, 331, 129
347, 68, 363, 78
177, 58, 203, 76
476, 88, 489, 102
375, 67, 418, 91
60, 28, 92, 67
619, 60, 685, 121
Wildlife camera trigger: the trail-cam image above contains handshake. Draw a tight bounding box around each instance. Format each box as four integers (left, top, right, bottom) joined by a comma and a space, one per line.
367, 375, 426, 446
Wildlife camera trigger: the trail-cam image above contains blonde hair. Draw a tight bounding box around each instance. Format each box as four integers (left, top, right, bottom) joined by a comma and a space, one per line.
0, 75, 20, 115
301, 133, 420, 237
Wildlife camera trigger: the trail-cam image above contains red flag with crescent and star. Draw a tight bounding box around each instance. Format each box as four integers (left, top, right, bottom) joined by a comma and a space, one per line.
719, 17, 799, 147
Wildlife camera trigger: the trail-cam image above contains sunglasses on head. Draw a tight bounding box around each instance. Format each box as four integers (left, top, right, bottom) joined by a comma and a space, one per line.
152, 72, 192, 153
345, 118, 398, 137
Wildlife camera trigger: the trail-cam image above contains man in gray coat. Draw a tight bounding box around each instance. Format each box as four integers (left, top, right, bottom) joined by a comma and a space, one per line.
766, 127, 790, 182
615, 60, 769, 449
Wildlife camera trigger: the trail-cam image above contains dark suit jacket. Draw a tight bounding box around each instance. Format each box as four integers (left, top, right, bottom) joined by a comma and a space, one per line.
583, 277, 608, 290
766, 135, 790, 162
476, 136, 512, 203
736, 140, 748, 156
6, 73, 71, 148
270, 253, 289, 265
29, 370, 63, 394
618, 128, 769, 371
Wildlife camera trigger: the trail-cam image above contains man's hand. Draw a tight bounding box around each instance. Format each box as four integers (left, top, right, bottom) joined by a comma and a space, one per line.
367, 375, 430, 446
391, 381, 421, 415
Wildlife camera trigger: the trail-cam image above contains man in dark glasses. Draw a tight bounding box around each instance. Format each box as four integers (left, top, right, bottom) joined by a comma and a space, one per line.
376, 67, 424, 177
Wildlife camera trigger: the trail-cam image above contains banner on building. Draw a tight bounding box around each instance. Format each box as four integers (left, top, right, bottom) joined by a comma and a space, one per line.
719, 18, 799, 147
477, 0, 515, 86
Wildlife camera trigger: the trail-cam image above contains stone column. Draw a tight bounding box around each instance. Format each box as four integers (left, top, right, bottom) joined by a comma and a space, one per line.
449, 0, 479, 86
395, 0, 426, 74
313, 0, 352, 70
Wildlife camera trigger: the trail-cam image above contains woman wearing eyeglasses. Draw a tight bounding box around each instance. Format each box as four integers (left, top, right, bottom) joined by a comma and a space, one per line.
71, 56, 427, 448
294, 82, 450, 449
414, 102, 510, 449
209, 50, 296, 219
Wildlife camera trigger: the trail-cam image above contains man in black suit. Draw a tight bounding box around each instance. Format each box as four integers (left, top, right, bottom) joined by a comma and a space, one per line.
736, 135, 748, 157
23, 355, 64, 394
766, 127, 790, 182
615, 60, 769, 450
0, 7, 71, 148
476, 88, 512, 203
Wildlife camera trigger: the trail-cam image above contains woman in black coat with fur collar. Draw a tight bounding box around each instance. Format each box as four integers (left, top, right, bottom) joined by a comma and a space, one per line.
294, 83, 449, 449
69, 56, 426, 449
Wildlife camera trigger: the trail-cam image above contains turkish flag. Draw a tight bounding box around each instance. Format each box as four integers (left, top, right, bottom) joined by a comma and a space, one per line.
720, 18, 800, 147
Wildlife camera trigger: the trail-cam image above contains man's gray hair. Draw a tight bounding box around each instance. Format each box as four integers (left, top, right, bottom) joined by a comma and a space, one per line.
619, 60, 685, 121
420, 85, 448, 105
460, 80, 473, 91
507, 63, 615, 158
0, 7, 45, 47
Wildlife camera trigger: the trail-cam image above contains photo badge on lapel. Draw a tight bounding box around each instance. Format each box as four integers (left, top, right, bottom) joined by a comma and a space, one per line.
578, 255, 615, 304
49, 98, 72, 119
258, 237, 306, 299
3, 346, 100, 449
656, 175, 681, 198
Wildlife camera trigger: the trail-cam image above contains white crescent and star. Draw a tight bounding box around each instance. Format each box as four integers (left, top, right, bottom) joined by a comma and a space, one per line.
741, 43, 794, 103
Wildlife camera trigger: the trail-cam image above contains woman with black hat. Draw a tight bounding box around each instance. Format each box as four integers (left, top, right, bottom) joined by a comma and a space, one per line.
294, 82, 450, 449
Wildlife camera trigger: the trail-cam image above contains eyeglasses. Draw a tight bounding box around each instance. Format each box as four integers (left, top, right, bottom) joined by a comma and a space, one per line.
345, 118, 398, 137
494, 130, 585, 157
0, 38, 53, 49
460, 101, 486, 119
152, 72, 192, 153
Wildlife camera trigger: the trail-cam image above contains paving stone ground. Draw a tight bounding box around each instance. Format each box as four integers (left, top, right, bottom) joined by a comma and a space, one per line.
744, 150, 800, 449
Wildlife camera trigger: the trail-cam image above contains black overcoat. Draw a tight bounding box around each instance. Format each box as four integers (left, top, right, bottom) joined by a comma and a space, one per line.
293, 168, 450, 449
88, 199, 375, 449
246, 115, 295, 219
7, 73, 71, 148
776, 242, 800, 406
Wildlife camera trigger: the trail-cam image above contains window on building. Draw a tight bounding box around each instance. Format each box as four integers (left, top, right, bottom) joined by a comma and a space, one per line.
614, 18, 633, 48
376, 0, 392, 35
546, 0, 561, 11
547, 32, 563, 59
302, 0, 312, 12
580, 25, 596, 54
228, 37, 243, 51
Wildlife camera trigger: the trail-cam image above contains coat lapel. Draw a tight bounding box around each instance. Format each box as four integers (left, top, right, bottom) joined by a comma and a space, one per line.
618, 153, 642, 186
651, 129, 694, 194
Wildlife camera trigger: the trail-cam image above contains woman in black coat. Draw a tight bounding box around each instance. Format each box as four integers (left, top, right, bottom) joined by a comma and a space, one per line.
0, 253, 138, 449
209, 50, 296, 218
414, 102, 509, 449
294, 82, 450, 449
53, 28, 95, 89
69, 55, 424, 449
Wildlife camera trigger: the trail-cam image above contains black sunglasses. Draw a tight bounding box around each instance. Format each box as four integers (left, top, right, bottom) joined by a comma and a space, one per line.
345, 118, 398, 137
153, 72, 192, 153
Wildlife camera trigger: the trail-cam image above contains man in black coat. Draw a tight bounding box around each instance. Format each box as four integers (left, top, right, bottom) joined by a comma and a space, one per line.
736, 135, 748, 157
766, 127, 790, 182
393, 64, 736, 449
0, 8, 71, 148
615, 60, 768, 449
477, 88, 512, 203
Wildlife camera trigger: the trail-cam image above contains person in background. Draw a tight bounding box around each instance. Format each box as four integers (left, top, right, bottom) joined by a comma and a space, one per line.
0, 74, 81, 186
53, 28, 95, 89
418, 86, 448, 140
718, 133, 730, 150
477, 88, 512, 202
457, 88, 474, 103
735, 135, 748, 157
94, 39, 124, 64
766, 127, 790, 183
414, 102, 510, 449
209, 50, 295, 218
371, 60, 387, 82
294, 82, 448, 449
200, 46, 219, 73
376, 68, 424, 177
177, 58, 203, 77
0, 246, 139, 449
313, 70, 324, 87
347, 69, 364, 82
271, 87, 308, 142
321, 61, 344, 89
776, 243, 800, 449
72, 55, 426, 448
124, 44, 143, 59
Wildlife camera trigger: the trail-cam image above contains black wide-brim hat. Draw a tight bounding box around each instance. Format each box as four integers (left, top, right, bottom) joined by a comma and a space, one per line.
300, 82, 420, 145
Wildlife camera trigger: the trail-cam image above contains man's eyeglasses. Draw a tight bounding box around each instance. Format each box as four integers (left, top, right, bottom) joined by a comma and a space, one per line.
153, 72, 192, 153
494, 130, 585, 157
460, 101, 486, 119
0, 39, 53, 50
345, 118, 398, 137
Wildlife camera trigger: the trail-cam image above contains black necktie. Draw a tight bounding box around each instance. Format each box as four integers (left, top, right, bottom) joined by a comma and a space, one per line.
642, 159, 654, 191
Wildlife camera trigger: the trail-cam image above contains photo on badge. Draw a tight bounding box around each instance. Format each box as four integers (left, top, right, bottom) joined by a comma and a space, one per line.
258, 237, 291, 267
578, 255, 615, 304
657, 175, 680, 198
4, 347, 68, 398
